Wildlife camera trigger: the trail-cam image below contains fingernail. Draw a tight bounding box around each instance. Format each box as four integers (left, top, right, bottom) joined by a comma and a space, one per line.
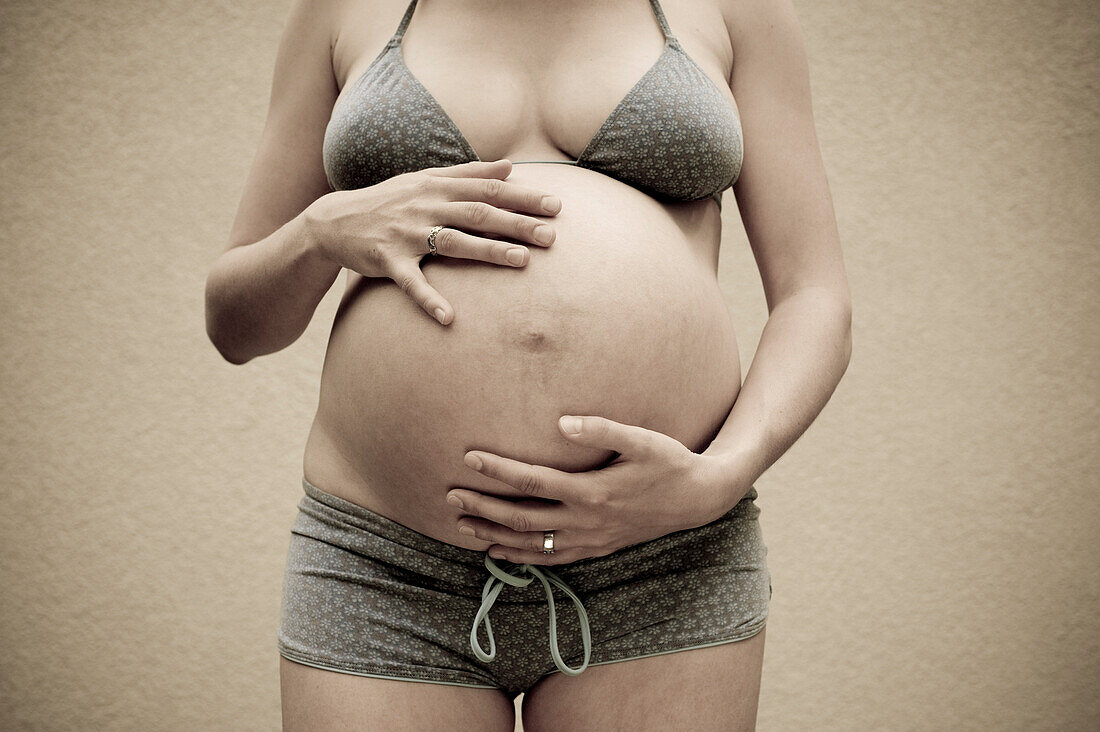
447, 493, 464, 509
505, 248, 526, 266
490, 551, 505, 560
541, 195, 561, 214
464, 452, 484, 471
560, 416, 582, 435
459, 525, 475, 536
534, 225, 554, 244
434, 307, 447, 324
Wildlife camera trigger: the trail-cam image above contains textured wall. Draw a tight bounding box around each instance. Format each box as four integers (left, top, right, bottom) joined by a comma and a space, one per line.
0, 0, 1096, 729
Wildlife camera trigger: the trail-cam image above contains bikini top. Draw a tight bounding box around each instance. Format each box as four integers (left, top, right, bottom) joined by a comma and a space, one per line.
323, 0, 743, 211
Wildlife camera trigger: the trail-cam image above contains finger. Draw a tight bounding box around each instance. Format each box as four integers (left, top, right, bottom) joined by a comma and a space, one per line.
486, 543, 583, 567
441, 176, 562, 217
464, 451, 577, 502
426, 158, 512, 178
446, 489, 559, 534
440, 199, 556, 248
457, 516, 554, 555
557, 415, 662, 460
387, 259, 453, 325
428, 226, 530, 267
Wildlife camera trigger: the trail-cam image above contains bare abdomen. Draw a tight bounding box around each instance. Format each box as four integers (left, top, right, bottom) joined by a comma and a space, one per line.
303, 165, 741, 549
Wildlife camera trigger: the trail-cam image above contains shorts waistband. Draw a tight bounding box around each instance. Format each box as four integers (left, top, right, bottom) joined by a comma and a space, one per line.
297, 475, 759, 571
300, 476, 490, 566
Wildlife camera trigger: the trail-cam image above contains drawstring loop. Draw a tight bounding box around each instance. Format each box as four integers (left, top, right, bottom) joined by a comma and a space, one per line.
470, 555, 592, 676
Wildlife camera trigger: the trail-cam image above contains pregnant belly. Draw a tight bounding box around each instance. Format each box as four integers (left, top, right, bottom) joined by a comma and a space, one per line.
303, 164, 742, 550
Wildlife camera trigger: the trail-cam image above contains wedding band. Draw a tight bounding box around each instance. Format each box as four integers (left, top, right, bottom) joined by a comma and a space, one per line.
427, 225, 445, 256
543, 531, 555, 554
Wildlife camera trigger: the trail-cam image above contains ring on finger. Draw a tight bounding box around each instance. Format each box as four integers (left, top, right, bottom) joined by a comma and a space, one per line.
466, 521, 563, 555
427, 225, 445, 256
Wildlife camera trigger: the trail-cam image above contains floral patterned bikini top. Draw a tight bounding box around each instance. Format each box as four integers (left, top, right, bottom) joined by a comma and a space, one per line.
323, 0, 744, 210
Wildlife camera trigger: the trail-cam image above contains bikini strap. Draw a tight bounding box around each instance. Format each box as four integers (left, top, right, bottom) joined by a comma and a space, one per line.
390, 0, 420, 46
391, 0, 673, 47
394, 0, 673, 48
647, 0, 678, 43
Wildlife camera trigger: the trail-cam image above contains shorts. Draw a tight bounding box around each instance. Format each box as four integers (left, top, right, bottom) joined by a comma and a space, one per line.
278, 476, 772, 700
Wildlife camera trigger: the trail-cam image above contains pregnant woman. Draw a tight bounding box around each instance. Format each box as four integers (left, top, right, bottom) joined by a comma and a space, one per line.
205, 0, 851, 729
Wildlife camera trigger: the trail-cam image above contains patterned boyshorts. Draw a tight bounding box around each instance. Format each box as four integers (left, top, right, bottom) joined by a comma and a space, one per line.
278, 476, 771, 699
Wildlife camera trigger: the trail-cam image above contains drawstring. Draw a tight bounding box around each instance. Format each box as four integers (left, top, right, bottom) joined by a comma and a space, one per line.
470, 555, 592, 676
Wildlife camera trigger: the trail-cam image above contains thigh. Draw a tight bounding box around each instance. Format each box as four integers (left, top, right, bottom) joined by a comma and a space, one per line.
521, 626, 766, 732
280, 656, 516, 732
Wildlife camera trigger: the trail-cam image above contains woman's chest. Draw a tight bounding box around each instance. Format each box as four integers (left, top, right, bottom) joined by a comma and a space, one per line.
328, 0, 737, 165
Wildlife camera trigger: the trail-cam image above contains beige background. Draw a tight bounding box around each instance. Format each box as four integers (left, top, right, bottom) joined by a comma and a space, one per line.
1, 0, 1097, 729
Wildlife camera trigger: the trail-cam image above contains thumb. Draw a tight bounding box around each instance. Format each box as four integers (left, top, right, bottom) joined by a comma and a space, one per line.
430, 158, 512, 179
557, 415, 660, 460
387, 259, 453, 325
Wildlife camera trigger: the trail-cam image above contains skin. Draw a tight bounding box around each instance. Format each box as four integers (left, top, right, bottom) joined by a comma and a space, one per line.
208, 0, 850, 729
453, 0, 853, 567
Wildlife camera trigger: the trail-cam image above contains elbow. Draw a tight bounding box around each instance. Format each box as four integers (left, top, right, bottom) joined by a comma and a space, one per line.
205, 314, 253, 366
204, 279, 254, 366
214, 339, 253, 366
810, 284, 853, 369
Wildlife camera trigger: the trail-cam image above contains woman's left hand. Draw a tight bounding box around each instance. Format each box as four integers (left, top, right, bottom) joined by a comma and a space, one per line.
446, 415, 736, 565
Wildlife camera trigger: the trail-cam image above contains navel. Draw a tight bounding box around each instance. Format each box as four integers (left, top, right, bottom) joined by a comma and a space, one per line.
515, 329, 553, 353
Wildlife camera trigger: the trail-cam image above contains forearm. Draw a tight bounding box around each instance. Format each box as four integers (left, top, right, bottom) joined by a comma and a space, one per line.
701, 286, 853, 507
204, 204, 342, 365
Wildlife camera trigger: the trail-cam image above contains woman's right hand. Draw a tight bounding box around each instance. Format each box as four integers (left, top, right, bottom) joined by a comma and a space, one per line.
304, 158, 561, 325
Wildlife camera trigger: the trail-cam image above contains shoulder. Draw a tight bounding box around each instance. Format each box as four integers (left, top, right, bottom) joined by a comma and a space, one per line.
324, 0, 406, 51
715, 0, 809, 86
716, 0, 806, 56
281, 0, 340, 40
282, 0, 360, 47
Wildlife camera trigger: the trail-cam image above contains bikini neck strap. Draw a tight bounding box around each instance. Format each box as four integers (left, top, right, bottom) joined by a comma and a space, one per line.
390, 0, 677, 47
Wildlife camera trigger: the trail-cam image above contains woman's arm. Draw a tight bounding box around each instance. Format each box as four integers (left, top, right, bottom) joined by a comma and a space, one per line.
701, 0, 853, 505
204, 0, 342, 364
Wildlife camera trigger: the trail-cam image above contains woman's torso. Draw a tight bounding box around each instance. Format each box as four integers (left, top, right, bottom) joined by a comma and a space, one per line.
303, 0, 743, 550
